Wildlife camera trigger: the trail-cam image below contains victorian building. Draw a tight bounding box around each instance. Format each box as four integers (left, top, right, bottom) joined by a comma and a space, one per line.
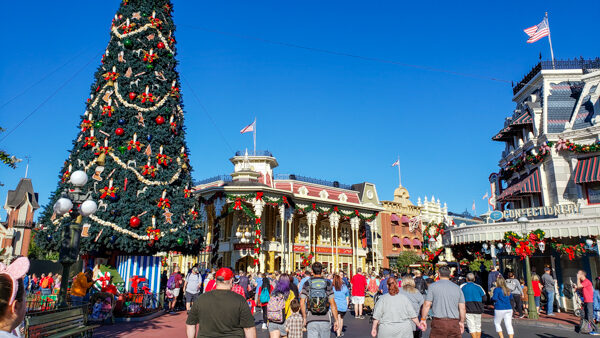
379, 184, 421, 268
1, 178, 39, 259
193, 151, 384, 274
446, 59, 600, 312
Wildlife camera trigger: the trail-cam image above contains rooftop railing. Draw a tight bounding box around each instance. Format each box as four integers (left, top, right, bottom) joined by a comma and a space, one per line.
234, 150, 273, 157
275, 174, 353, 190
512, 58, 600, 95
194, 175, 232, 185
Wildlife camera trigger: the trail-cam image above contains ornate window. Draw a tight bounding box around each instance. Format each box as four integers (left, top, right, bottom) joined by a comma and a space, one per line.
319, 190, 329, 199
340, 225, 351, 245
320, 222, 331, 243
298, 220, 309, 241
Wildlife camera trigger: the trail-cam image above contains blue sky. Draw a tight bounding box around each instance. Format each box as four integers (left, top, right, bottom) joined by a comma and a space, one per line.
1, 1, 599, 220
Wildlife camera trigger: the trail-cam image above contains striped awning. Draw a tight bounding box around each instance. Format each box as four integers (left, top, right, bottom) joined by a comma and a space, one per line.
511, 112, 533, 126
402, 237, 412, 246
497, 169, 541, 201
390, 214, 400, 222
574, 157, 600, 184
412, 239, 422, 247
401, 215, 410, 224
392, 236, 401, 245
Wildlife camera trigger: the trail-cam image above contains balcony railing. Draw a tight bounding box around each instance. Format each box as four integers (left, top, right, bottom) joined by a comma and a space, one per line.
513, 58, 600, 95
194, 175, 232, 185
234, 150, 273, 157
275, 174, 353, 190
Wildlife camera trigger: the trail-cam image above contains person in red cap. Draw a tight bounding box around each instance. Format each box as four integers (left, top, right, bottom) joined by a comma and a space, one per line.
186, 268, 256, 338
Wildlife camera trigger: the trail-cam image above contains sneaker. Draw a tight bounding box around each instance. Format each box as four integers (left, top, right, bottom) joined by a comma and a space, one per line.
590, 332, 600, 336
262, 323, 267, 330
519, 315, 525, 319
359, 315, 365, 319
547, 313, 555, 316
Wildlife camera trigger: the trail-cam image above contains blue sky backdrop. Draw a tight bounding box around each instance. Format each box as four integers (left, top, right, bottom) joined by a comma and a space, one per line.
1, 0, 599, 220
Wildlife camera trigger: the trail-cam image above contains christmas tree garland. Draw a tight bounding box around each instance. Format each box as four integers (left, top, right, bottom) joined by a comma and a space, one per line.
503, 229, 592, 260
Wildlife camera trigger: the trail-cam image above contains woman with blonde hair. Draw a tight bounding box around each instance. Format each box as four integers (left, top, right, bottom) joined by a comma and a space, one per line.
371, 277, 420, 338
398, 276, 424, 338
492, 277, 514, 338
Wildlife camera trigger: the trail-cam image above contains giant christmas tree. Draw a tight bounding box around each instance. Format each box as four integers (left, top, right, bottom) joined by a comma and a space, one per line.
36, 0, 203, 255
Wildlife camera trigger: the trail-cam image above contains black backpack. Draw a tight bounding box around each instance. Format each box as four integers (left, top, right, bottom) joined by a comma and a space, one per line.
307, 278, 330, 315
415, 277, 427, 295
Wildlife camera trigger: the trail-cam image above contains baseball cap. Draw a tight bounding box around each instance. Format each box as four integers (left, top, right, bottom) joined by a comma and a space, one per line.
215, 268, 234, 281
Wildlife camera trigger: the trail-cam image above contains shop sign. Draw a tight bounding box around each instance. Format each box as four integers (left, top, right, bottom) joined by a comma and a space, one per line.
234, 243, 254, 250
502, 203, 579, 219
489, 210, 503, 221
293, 245, 353, 255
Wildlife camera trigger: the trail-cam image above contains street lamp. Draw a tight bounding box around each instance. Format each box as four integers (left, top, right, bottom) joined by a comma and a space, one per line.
517, 216, 538, 319
53, 170, 97, 308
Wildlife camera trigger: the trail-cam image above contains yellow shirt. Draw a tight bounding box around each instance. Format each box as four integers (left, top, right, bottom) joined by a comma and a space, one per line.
70, 272, 93, 297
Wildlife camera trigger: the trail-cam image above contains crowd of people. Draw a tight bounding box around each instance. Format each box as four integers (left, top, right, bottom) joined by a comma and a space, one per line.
23, 272, 62, 296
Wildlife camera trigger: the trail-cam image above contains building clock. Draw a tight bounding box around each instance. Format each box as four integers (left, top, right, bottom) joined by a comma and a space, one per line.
367, 190, 374, 199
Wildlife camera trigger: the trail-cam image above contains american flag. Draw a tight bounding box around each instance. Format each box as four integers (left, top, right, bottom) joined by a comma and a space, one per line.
391, 159, 399, 167
524, 17, 550, 43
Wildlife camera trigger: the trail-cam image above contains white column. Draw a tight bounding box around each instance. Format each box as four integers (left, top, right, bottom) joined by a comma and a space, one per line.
329, 212, 340, 273
253, 197, 266, 273
279, 205, 286, 271
287, 210, 294, 272
307, 211, 318, 254
350, 217, 360, 275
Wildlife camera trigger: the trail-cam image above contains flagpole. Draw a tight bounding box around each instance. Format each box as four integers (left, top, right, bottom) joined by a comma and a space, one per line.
253, 117, 256, 156
546, 12, 556, 69
397, 155, 402, 187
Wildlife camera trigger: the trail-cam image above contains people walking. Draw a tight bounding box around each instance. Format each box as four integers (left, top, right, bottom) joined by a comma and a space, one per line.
532, 274, 542, 314
505, 272, 523, 318
70, 269, 94, 306
541, 267, 556, 316
492, 277, 514, 338
300, 262, 339, 338
183, 266, 201, 312
333, 274, 350, 338
267, 273, 296, 338
379, 271, 390, 295
576, 270, 599, 335
185, 268, 256, 338
487, 266, 500, 296
398, 275, 424, 338
419, 266, 466, 338
285, 299, 304, 338
351, 267, 367, 319
413, 270, 427, 295
460, 273, 486, 338
166, 267, 183, 313
256, 275, 273, 330
371, 277, 421, 338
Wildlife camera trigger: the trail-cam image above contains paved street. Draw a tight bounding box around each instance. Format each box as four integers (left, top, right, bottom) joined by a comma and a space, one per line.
94, 310, 581, 337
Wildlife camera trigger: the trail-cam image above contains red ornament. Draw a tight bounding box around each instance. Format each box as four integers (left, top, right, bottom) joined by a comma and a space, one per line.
129, 216, 141, 228
129, 92, 137, 100
155, 115, 165, 125
157, 41, 165, 49
115, 128, 125, 136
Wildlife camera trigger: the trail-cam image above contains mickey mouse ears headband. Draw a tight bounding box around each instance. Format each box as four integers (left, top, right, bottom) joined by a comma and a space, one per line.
0, 257, 30, 304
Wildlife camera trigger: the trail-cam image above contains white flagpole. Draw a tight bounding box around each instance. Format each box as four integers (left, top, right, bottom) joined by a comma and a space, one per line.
253, 117, 256, 156
397, 155, 402, 187
546, 12, 556, 69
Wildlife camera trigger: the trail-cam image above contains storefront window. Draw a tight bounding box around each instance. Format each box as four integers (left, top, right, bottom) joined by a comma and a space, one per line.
587, 183, 600, 204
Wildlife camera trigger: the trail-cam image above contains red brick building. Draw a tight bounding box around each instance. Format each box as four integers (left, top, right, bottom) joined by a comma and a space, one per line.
379, 185, 422, 268
1, 178, 39, 259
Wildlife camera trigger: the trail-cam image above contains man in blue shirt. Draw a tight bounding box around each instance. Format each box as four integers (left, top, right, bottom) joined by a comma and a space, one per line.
298, 271, 311, 293
378, 271, 390, 294
460, 273, 486, 338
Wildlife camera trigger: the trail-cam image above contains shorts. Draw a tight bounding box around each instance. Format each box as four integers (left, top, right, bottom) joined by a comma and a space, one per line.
338, 311, 346, 318
170, 288, 180, 298
268, 322, 286, 335
185, 291, 198, 303
465, 313, 481, 333
352, 296, 365, 305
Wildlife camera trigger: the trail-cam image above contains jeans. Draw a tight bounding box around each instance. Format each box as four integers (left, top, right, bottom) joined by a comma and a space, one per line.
494, 309, 514, 335
71, 295, 86, 307
534, 296, 540, 308
307, 321, 331, 338
545, 290, 554, 315
584, 302, 597, 332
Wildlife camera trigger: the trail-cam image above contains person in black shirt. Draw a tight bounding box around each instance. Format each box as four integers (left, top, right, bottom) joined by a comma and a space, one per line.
186, 268, 256, 338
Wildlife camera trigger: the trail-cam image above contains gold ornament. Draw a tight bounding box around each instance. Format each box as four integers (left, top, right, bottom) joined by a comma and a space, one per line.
96, 152, 106, 166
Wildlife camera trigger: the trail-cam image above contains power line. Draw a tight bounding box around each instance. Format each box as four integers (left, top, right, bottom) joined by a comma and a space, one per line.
0, 51, 102, 144
179, 24, 512, 84
0, 48, 90, 110
180, 74, 235, 154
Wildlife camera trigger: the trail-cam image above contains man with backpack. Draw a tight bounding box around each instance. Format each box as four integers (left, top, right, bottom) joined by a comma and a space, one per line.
183, 266, 202, 312
414, 270, 428, 295
40, 272, 54, 296
167, 266, 183, 313
300, 262, 339, 338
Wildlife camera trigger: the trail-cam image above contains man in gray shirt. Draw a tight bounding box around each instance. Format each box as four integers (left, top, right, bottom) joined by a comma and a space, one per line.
541, 267, 556, 316
420, 266, 466, 338
184, 266, 202, 311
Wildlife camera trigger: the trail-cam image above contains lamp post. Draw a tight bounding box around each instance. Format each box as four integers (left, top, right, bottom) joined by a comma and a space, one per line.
53, 170, 97, 308
517, 216, 538, 319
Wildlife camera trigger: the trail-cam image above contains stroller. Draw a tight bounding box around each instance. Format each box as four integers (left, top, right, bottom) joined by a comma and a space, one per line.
366, 292, 381, 323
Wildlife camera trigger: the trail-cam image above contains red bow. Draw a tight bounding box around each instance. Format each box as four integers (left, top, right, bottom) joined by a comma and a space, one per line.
170, 86, 180, 98
355, 209, 360, 216
149, 17, 162, 28
142, 164, 157, 177
156, 154, 171, 166
97, 272, 111, 288
170, 122, 177, 134
61, 170, 70, 182
100, 186, 117, 199
83, 136, 97, 148
282, 196, 289, 205
94, 146, 111, 155
253, 258, 259, 266
120, 24, 135, 34
311, 203, 316, 210
102, 105, 114, 117
190, 210, 198, 220
233, 198, 242, 210
143, 52, 157, 63
81, 119, 92, 132
255, 218, 261, 225
256, 192, 263, 200
184, 189, 192, 198
157, 197, 171, 209
129, 276, 147, 293
128, 140, 142, 151
104, 72, 119, 81
140, 92, 154, 103
147, 229, 161, 240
